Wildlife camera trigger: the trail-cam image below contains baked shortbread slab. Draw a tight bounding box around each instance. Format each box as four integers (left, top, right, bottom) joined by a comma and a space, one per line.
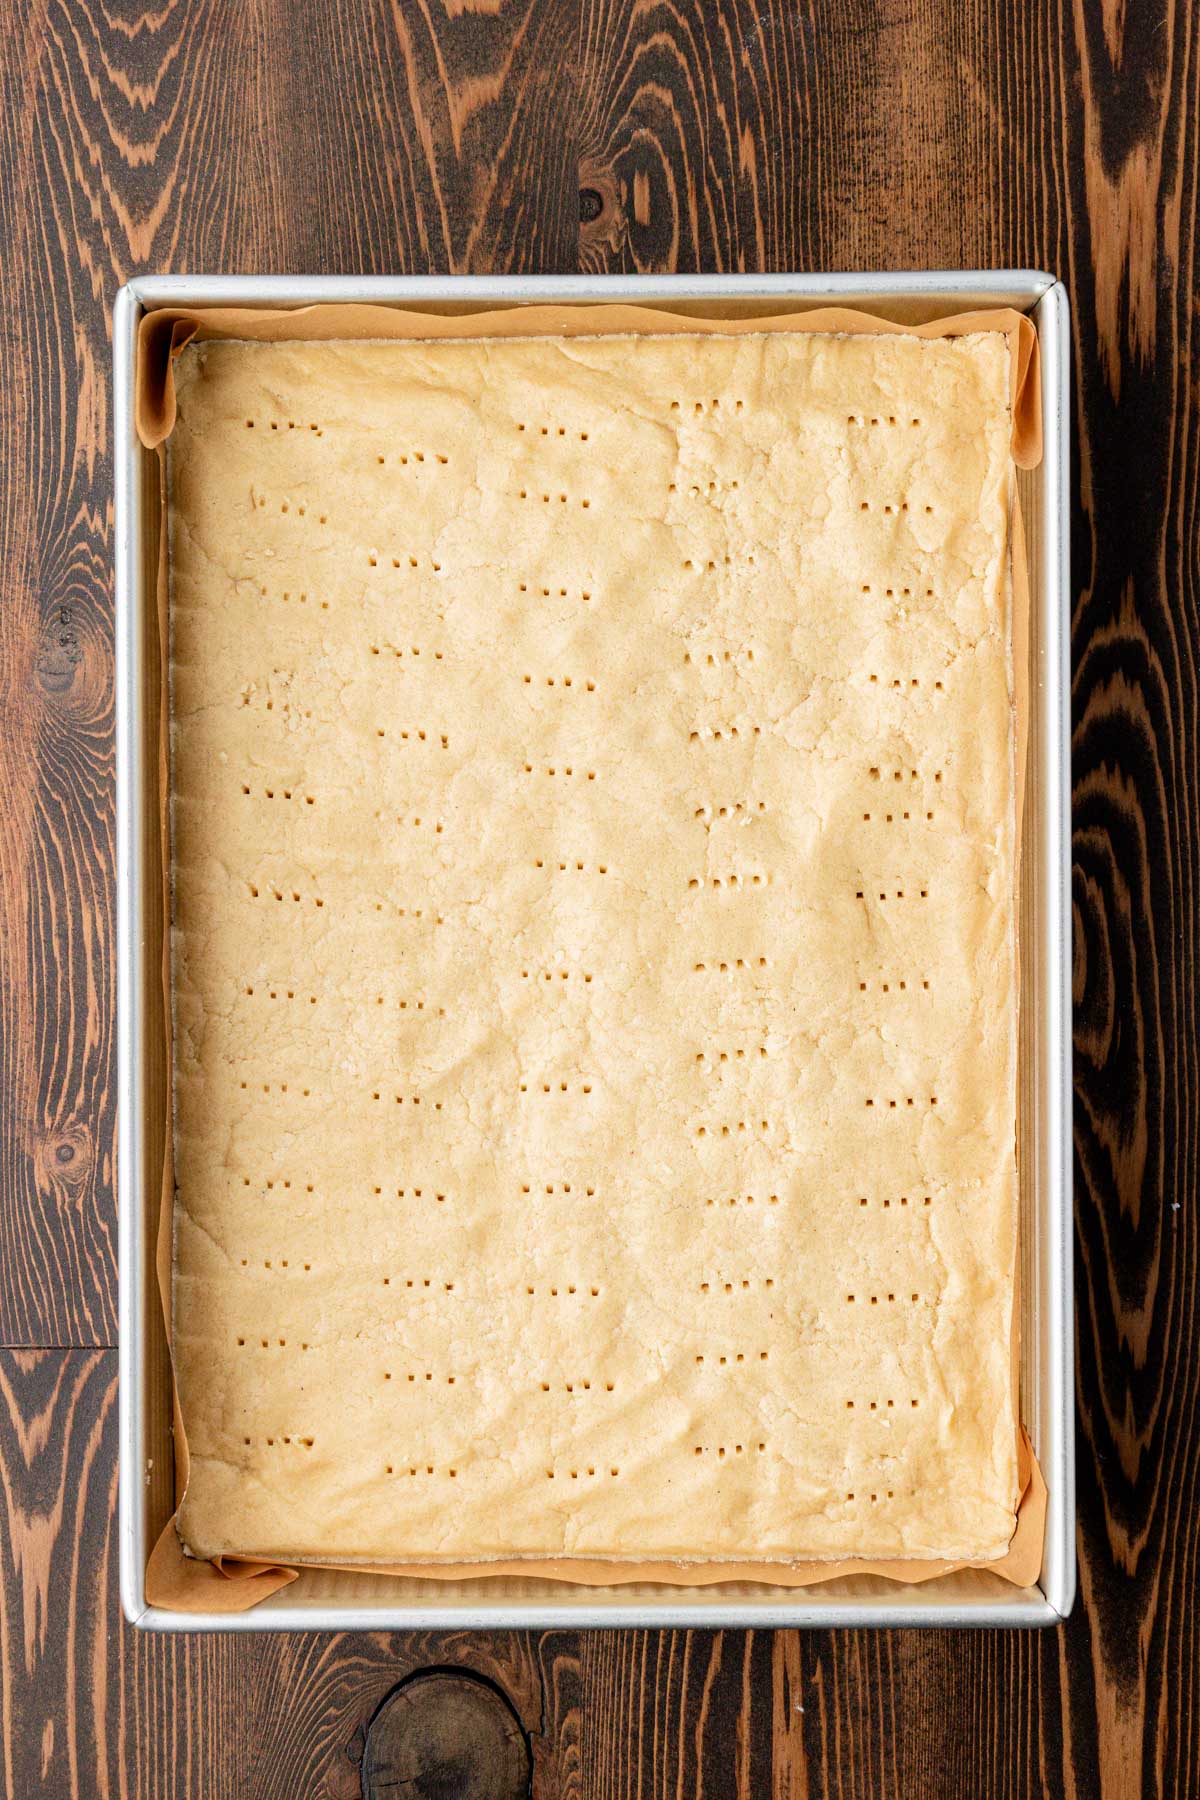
169, 329, 1020, 1565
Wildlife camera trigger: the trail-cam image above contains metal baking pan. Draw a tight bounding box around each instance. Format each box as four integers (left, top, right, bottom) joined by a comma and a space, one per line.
115, 272, 1073, 1629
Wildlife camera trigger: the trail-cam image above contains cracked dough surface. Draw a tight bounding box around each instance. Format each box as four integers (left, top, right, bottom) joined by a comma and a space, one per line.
169, 330, 1019, 1565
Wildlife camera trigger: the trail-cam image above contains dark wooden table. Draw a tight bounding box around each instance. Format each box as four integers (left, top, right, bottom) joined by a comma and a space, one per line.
1, 3, 1196, 1794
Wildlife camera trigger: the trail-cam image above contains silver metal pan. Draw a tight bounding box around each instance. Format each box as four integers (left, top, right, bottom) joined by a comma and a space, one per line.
115, 272, 1072, 1629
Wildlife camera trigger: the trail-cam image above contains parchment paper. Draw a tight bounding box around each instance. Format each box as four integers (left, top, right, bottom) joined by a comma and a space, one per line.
135, 301, 1045, 1613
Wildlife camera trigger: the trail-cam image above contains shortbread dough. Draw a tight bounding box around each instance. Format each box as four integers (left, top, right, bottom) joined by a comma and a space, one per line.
169, 330, 1020, 1563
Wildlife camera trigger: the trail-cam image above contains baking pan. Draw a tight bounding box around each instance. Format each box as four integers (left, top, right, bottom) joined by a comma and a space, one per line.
115, 272, 1073, 1629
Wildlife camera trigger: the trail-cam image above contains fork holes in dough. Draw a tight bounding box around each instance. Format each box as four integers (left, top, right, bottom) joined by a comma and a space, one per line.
847, 1291, 921, 1305
857, 1194, 932, 1208
868, 674, 944, 692
688, 870, 768, 890
694, 1441, 765, 1458
691, 957, 768, 975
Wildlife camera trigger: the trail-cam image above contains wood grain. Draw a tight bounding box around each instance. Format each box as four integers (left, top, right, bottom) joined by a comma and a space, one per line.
0, 0, 1197, 1793
360, 1670, 531, 1797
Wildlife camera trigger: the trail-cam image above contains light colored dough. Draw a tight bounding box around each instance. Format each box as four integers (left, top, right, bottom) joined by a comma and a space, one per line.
169, 330, 1019, 1564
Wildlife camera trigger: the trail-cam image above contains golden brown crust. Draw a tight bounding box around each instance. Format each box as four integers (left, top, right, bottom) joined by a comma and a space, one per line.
169, 331, 1018, 1564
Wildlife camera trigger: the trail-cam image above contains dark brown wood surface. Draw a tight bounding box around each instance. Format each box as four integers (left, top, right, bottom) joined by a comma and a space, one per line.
0, 0, 1196, 1793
